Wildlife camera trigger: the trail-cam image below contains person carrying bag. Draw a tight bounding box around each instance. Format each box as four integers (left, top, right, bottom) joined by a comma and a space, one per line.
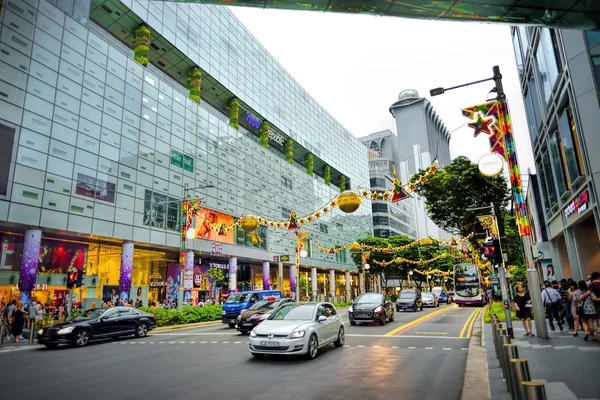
542, 281, 563, 331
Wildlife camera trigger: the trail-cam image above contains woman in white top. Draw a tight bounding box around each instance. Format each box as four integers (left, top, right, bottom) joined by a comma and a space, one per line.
572, 280, 598, 341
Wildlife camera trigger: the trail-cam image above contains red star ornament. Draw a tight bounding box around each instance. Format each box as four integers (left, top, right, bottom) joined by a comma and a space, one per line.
468, 112, 496, 137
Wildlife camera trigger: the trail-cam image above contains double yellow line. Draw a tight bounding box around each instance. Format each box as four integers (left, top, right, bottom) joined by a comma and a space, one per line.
384, 306, 455, 336
459, 308, 481, 338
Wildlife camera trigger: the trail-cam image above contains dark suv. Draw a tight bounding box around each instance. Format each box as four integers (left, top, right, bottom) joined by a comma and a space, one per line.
349, 293, 394, 326
396, 289, 423, 312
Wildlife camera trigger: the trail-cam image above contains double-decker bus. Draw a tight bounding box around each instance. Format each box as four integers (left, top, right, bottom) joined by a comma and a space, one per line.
453, 263, 486, 307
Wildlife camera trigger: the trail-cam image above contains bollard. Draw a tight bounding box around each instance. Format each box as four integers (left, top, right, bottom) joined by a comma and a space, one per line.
503, 344, 519, 397
511, 359, 531, 400
522, 381, 546, 400
495, 327, 506, 361
499, 334, 511, 379
28, 321, 35, 346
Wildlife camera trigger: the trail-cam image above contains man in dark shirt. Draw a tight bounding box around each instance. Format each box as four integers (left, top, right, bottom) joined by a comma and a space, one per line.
560, 279, 573, 329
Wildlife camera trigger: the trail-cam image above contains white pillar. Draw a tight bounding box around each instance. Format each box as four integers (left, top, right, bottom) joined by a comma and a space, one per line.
311, 267, 318, 299
228, 257, 238, 293
345, 271, 351, 301
359, 273, 365, 293
278, 261, 283, 290
329, 270, 336, 299
262, 261, 270, 290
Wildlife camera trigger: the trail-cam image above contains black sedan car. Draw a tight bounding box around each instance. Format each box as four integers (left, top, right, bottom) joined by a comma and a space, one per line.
38, 307, 156, 348
349, 293, 394, 326
396, 289, 423, 312
236, 297, 295, 334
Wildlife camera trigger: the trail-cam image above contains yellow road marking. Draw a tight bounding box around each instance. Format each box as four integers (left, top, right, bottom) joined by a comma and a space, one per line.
415, 332, 448, 335
459, 309, 480, 338
466, 309, 481, 338
384, 305, 456, 336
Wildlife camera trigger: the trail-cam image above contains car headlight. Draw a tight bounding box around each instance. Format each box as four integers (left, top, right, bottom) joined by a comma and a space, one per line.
374, 306, 382, 313
287, 330, 305, 339
57, 326, 75, 335
38, 329, 43, 336
222, 310, 226, 315
348, 306, 353, 313
249, 330, 257, 338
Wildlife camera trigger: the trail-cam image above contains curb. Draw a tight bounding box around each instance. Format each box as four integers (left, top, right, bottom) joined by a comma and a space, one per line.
461, 310, 491, 400
153, 320, 222, 332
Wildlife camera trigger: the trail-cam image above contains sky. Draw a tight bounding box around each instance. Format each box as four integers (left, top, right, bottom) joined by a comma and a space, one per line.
228, 7, 536, 184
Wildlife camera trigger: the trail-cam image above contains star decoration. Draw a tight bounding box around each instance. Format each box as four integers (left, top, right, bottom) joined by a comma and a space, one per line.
360, 189, 370, 198
468, 112, 496, 137
371, 191, 378, 201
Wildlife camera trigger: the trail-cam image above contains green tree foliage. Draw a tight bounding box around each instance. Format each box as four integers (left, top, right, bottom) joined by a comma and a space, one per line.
410, 156, 509, 237
205, 267, 224, 288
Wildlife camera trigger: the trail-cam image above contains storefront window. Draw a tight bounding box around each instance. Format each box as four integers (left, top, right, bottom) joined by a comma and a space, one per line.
558, 108, 584, 185
0, 235, 23, 271
513, 32, 524, 81
38, 239, 87, 274
335, 248, 347, 263
527, 75, 544, 132
518, 26, 529, 55
143, 189, 181, 232
548, 132, 569, 194
541, 152, 558, 208
234, 223, 267, 250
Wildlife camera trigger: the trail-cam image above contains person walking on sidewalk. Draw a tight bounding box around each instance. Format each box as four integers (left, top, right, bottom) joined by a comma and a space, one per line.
552, 280, 566, 325
10, 302, 25, 343
573, 280, 598, 341
569, 281, 584, 336
578, 272, 600, 335
560, 279, 574, 330
514, 284, 534, 336
542, 281, 563, 331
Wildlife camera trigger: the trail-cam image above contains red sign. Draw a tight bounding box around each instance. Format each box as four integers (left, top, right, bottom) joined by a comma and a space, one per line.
273, 256, 279, 261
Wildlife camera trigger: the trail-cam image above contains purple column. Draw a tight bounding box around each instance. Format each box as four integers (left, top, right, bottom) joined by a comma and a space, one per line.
228, 257, 238, 293
262, 261, 270, 290
119, 242, 134, 301
18, 229, 42, 305
289, 264, 297, 298
184, 250, 194, 302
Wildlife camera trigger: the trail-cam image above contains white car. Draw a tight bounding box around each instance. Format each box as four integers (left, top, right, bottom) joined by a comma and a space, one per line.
248, 302, 345, 359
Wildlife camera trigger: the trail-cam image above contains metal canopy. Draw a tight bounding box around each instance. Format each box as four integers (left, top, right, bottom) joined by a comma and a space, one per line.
153, 0, 600, 30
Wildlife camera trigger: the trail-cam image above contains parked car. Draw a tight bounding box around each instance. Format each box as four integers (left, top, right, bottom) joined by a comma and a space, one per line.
422, 292, 439, 307
248, 302, 344, 360
237, 297, 296, 334
396, 289, 423, 312
37, 307, 156, 348
437, 292, 449, 304
349, 293, 394, 326
222, 290, 283, 328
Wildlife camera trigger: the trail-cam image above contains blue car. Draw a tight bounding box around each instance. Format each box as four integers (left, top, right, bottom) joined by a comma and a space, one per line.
437, 292, 449, 304
221, 290, 283, 328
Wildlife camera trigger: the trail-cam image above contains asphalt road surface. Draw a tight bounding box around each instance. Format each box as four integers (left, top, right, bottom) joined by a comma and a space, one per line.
0, 303, 482, 400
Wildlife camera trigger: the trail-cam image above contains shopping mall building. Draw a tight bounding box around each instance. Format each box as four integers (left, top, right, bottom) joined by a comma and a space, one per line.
0, 0, 372, 307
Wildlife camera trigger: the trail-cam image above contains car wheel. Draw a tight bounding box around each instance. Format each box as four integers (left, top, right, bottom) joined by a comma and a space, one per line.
306, 334, 318, 360
389, 312, 394, 322
73, 329, 90, 347
334, 327, 345, 347
44, 343, 59, 349
228, 323, 236, 329
379, 316, 386, 326
135, 323, 148, 338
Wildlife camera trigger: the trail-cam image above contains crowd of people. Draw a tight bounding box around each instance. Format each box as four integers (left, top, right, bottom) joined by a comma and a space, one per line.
512, 271, 599, 341
1, 299, 47, 343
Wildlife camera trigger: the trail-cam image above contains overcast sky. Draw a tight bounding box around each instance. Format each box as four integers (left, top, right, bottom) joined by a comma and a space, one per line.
228, 7, 536, 183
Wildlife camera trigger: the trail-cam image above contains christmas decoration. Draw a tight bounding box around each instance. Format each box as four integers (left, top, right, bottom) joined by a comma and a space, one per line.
288, 210, 299, 230
315, 243, 350, 254
323, 165, 331, 185
132, 25, 150, 67
349, 242, 362, 253
239, 214, 259, 233
391, 178, 409, 202
419, 238, 433, 247
468, 112, 496, 137
259, 121, 270, 148
306, 154, 314, 176
227, 98, 239, 129
478, 215, 498, 236
337, 190, 361, 213
187, 67, 202, 104
284, 139, 294, 163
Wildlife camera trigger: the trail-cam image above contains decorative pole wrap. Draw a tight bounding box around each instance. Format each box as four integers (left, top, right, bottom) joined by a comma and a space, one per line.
119, 242, 134, 301
289, 264, 297, 298
18, 229, 42, 305
262, 261, 270, 290
184, 250, 194, 301
228, 257, 238, 293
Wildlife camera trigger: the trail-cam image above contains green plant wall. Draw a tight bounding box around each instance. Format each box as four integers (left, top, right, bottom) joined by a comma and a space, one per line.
306, 154, 314, 176
338, 175, 346, 192
323, 165, 331, 186
284, 139, 293, 163
227, 98, 239, 129
259, 121, 270, 148
132, 25, 150, 67
187, 67, 202, 104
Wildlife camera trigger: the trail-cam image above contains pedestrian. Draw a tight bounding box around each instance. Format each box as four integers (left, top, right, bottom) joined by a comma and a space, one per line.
551, 280, 566, 324
578, 271, 600, 334
560, 279, 573, 330
572, 280, 597, 341
514, 284, 534, 336
10, 302, 25, 343
542, 281, 563, 331
27, 299, 40, 330
569, 281, 584, 336
487, 287, 493, 305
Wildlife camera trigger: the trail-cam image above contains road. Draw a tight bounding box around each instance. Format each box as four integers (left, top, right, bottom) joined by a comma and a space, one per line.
0, 303, 482, 400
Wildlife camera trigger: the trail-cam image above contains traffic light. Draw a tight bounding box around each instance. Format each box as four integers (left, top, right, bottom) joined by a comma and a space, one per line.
482, 237, 502, 264
76, 270, 84, 288
67, 271, 77, 289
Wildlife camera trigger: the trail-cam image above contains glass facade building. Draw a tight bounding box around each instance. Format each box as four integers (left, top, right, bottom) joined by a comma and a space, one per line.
512, 26, 600, 281
0, 0, 372, 306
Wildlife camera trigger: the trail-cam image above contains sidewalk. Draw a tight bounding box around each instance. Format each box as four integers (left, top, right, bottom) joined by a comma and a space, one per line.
484, 322, 600, 400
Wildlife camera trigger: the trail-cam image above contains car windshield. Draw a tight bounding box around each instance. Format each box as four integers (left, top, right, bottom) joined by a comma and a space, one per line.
440, 292, 447, 296
268, 304, 315, 321
354, 294, 383, 304
72, 309, 106, 321
399, 291, 416, 299
249, 300, 278, 311
225, 294, 249, 304
422, 293, 434, 300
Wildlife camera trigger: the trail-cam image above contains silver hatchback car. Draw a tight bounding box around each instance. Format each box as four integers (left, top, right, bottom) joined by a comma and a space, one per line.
248, 302, 345, 359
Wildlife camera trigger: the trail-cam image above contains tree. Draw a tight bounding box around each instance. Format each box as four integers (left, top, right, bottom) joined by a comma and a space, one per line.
205, 267, 224, 296
410, 156, 509, 237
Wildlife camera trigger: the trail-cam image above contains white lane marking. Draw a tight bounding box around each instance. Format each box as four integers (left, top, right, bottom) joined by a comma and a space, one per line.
461, 348, 469, 350
159, 341, 166, 344
553, 345, 575, 350
346, 334, 467, 339
357, 345, 365, 348
138, 342, 146, 344
343, 345, 350, 348
200, 341, 207, 344
443, 348, 451, 350
190, 341, 196, 344
222, 341, 230, 344
120, 342, 127, 344
408, 346, 417, 349
152, 332, 238, 336
210, 341, 218, 343
178, 341, 186, 344
168, 342, 175, 344
392, 346, 399, 349
149, 342, 155, 344
234, 341, 241, 344
372, 345, 381, 348
425, 347, 433, 349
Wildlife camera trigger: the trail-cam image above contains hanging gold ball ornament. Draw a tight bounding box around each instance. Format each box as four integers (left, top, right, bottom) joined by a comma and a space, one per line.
239, 214, 259, 233
349, 242, 362, 253
419, 238, 434, 247
337, 190, 361, 213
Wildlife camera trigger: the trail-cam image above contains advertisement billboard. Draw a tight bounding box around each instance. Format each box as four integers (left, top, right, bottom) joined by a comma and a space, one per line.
194, 207, 235, 244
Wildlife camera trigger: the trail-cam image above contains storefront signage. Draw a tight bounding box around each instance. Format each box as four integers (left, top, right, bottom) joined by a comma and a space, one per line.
211, 242, 224, 256
209, 262, 228, 270
564, 190, 589, 218
478, 153, 504, 177
75, 173, 115, 203
150, 281, 168, 287
171, 150, 194, 173
245, 112, 285, 145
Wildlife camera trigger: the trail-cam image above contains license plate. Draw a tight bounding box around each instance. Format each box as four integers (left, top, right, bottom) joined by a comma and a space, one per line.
243, 323, 253, 327
260, 341, 279, 347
